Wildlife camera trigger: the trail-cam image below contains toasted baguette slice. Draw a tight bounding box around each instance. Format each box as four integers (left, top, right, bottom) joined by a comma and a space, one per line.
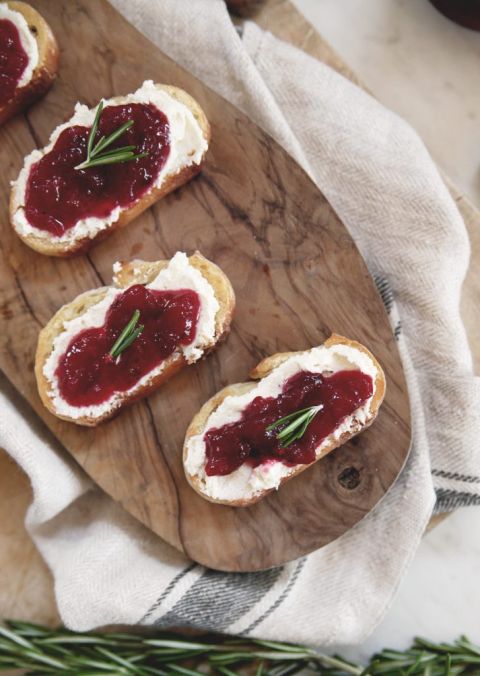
0, 2, 59, 125
35, 251, 235, 426
184, 334, 386, 506
10, 82, 210, 257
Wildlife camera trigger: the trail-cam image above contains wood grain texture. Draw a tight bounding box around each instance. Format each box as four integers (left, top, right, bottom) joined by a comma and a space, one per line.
254, 0, 480, 373
0, 0, 411, 572
0, 373, 60, 625
0, 451, 59, 625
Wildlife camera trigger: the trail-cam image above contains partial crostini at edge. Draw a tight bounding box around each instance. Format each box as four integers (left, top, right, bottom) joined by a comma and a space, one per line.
0, 1, 59, 125
10, 80, 210, 256
35, 252, 235, 426
183, 334, 386, 506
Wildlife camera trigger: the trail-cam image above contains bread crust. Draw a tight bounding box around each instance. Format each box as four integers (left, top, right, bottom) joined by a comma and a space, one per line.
35, 252, 235, 426
183, 334, 386, 506
0, 1, 59, 125
10, 84, 211, 256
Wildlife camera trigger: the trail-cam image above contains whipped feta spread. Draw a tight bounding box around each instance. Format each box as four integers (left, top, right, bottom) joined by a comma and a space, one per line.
0, 4, 39, 88
43, 252, 219, 420
185, 343, 378, 502
11, 80, 208, 242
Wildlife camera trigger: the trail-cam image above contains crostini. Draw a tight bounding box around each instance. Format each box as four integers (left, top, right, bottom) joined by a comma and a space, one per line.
184, 334, 386, 506
0, 1, 59, 125
35, 251, 234, 426
11, 80, 210, 256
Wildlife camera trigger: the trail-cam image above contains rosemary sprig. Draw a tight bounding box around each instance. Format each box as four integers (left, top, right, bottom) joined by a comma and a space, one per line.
267, 404, 323, 447
0, 621, 361, 674
0, 622, 479, 675
109, 310, 144, 360
75, 100, 148, 170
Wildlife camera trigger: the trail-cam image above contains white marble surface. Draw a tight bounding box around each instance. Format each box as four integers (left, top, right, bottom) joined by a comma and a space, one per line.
337, 509, 480, 662
293, 0, 480, 208
292, 0, 480, 660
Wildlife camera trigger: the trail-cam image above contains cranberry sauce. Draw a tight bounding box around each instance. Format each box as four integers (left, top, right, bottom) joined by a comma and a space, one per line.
0, 18, 29, 106
24, 103, 171, 236
204, 370, 373, 476
55, 284, 200, 407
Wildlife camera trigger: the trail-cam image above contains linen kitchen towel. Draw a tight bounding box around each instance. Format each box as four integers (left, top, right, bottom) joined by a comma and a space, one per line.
2, 0, 480, 646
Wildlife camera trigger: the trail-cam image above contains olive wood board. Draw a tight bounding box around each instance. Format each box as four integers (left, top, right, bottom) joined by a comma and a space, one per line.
0, 0, 411, 572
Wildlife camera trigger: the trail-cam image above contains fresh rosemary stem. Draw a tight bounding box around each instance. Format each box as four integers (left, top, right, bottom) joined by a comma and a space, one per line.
109, 310, 144, 360
266, 404, 323, 447
0, 622, 479, 675
0, 622, 362, 675
75, 100, 148, 171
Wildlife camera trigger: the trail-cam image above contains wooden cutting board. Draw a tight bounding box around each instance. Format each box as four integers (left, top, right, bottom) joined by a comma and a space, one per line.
0, 0, 411, 572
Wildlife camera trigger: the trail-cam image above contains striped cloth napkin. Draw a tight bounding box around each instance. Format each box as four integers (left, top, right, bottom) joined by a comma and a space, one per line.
1, 0, 479, 646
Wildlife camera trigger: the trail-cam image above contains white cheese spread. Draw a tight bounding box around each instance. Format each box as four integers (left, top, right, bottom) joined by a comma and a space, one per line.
43, 252, 219, 420
11, 80, 208, 242
185, 343, 378, 502
0, 4, 39, 89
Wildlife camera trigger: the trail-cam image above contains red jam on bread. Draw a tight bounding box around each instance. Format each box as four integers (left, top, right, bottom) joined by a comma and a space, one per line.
24, 103, 170, 236
0, 17, 29, 106
204, 370, 373, 476
56, 284, 200, 407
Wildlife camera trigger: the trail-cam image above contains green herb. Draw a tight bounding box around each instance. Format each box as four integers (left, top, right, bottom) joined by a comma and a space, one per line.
109, 310, 144, 360
0, 622, 479, 675
75, 100, 148, 170
266, 404, 323, 447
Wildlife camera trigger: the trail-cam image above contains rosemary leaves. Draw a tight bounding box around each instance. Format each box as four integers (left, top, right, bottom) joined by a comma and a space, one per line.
109, 310, 144, 360
0, 620, 479, 675
75, 101, 148, 170
267, 404, 323, 447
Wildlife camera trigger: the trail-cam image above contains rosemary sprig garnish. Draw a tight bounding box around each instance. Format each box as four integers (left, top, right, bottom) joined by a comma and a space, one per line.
0, 621, 479, 675
109, 310, 144, 360
75, 100, 148, 170
267, 404, 323, 447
